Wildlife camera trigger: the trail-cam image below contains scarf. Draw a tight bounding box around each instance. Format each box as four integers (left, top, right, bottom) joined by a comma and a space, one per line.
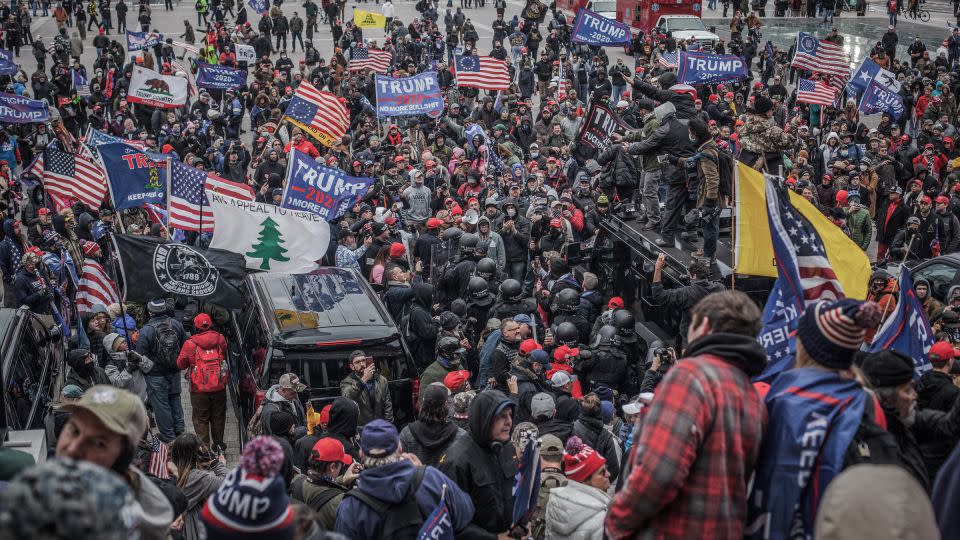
746, 367, 866, 540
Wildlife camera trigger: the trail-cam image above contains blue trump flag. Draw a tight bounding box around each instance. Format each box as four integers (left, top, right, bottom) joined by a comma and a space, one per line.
248, 0, 268, 13
755, 279, 801, 382
416, 493, 454, 540
0, 48, 12, 62
126, 30, 164, 51
677, 51, 748, 85
196, 62, 248, 90
571, 8, 631, 47
375, 72, 445, 118
869, 267, 933, 378
282, 149, 374, 220
100, 143, 168, 209
859, 79, 905, 119
0, 93, 48, 123
512, 438, 541, 524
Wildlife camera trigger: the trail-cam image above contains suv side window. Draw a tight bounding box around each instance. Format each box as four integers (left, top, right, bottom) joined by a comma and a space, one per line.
914, 262, 958, 302
238, 304, 270, 419
6, 330, 44, 429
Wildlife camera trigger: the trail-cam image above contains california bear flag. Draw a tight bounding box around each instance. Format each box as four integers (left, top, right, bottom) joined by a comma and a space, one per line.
207, 191, 331, 273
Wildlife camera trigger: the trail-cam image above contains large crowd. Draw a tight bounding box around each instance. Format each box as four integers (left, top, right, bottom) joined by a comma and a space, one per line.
0, 0, 960, 538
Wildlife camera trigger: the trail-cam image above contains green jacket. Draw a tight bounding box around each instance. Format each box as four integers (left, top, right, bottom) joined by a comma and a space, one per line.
846, 206, 873, 251
420, 358, 462, 389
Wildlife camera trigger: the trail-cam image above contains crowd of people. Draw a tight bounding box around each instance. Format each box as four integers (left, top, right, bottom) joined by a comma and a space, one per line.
1, 0, 960, 538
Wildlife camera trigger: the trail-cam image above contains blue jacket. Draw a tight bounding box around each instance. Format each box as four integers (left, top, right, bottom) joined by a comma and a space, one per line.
334, 460, 475, 539
13, 268, 49, 314
0, 219, 23, 283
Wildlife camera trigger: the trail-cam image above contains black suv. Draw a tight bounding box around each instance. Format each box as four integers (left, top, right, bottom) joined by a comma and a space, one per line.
229, 268, 419, 440
2, 308, 65, 432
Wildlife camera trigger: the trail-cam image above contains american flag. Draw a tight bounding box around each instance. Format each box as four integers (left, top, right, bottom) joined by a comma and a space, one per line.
797, 78, 838, 106
146, 431, 170, 479
658, 52, 678, 69
40, 147, 108, 211
170, 40, 200, 55
454, 55, 511, 91
85, 128, 148, 152
169, 161, 255, 232
283, 82, 349, 145
347, 46, 392, 73
75, 259, 121, 314
556, 62, 567, 97
791, 32, 850, 77
72, 69, 90, 97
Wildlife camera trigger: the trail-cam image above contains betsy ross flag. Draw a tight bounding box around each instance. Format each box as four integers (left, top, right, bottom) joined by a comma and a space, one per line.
283, 81, 349, 146
75, 259, 121, 314
791, 32, 849, 77
755, 179, 846, 381
796, 78, 837, 106
347, 46, 392, 73
169, 161, 255, 232
454, 55, 511, 91
868, 267, 933, 378
40, 147, 108, 211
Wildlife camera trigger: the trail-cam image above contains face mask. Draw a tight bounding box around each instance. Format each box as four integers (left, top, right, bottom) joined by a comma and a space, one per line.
531, 150, 539, 158
840, 150, 848, 157
689, 135, 698, 143
506, 208, 516, 217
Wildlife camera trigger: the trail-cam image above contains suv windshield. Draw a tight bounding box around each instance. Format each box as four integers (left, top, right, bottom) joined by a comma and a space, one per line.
667, 18, 706, 31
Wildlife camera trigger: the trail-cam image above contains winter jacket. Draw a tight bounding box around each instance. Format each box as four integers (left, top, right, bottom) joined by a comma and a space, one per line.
846, 205, 874, 251
572, 414, 620, 483
535, 416, 574, 444
545, 480, 611, 540
103, 336, 154, 404
875, 200, 908, 246
340, 371, 394, 426
135, 315, 186, 375
420, 357, 463, 389
626, 103, 696, 184
407, 283, 440, 369
651, 279, 726, 345
439, 390, 518, 536
13, 267, 50, 314
477, 217, 506, 271
176, 329, 228, 393
0, 219, 23, 283
260, 384, 308, 439
633, 80, 698, 120
919, 370, 960, 414
399, 420, 468, 467
179, 462, 228, 540
334, 460, 476, 538
383, 279, 416, 324
596, 144, 640, 188
887, 390, 960, 490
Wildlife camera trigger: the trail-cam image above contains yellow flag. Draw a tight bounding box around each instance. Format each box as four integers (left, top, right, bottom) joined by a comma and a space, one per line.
733, 162, 870, 300
353, 8, 386, 28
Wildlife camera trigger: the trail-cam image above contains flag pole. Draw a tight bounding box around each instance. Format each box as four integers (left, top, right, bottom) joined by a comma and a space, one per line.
165, 156, 172, 229
873, 235, 913, 335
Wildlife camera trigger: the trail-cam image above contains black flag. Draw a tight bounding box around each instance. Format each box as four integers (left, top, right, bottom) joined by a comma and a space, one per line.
577, 101, 632, 154
112, 234, 247, 310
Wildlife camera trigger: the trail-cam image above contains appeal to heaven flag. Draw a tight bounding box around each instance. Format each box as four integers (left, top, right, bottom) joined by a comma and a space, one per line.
733, 161, 870, 299
207, 192, 331, 273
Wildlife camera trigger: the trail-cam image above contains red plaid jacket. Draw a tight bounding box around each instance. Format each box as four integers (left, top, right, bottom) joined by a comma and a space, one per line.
605, 353, 766, 539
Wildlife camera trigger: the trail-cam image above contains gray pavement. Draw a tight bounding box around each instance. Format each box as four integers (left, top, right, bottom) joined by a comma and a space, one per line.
179, 378, 242, 465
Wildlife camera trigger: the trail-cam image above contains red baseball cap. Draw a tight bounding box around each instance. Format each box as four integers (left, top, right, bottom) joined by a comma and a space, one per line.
936, 195, 950, 205
443, 370, 472, 392
921, 195, 933, 204
608, 296, 624, 309
519, 338, 541, 356
550, 218, 562, 228
426, 218, 443, 228
311, 438, 353, 465
930, 341, 957, 366
925, 143, 936, 149
389, 242, 405, 257
38, 208, 50, 216
384, 216, 398, 225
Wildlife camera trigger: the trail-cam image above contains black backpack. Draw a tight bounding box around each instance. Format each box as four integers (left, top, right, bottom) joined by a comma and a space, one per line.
344, 466, 427, 539
843, 402, 901, 468
291, 474, 347, 513
151, 319, 181, 371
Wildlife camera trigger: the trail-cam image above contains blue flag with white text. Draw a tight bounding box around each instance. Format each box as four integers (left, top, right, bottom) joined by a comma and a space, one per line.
416, 498, 454, 540
868, 267, 933, 378
755, 280, 801, 382
571, 8, 631, 46
847, 57, 901, 94
248, 0, 268, 13
282, 149, 374, 220
99, 143, 169, 209
512, 438, 541, 524
195, 62, 248, 90
126, 30, 164, 51
677, 51, 748, 85
859, 79, 905, 119
375, 72, 445, 118
0, 93, 49, 123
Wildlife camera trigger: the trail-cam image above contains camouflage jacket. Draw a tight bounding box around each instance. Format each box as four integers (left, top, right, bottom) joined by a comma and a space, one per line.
737, 114, 796, 155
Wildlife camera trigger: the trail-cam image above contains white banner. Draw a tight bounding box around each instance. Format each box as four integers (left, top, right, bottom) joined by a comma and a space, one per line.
235, 43, 256, 63
207, 191, 331, 273
127, 65, 188, 109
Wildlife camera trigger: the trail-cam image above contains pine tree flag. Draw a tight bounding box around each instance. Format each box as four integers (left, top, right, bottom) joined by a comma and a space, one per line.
207, 192, 331, 273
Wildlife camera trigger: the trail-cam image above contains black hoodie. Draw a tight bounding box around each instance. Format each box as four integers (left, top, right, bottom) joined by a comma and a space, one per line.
408, 283, 440, 370
399, 419, 466, 467
323, 397, 360, 462
439, 390, 517, 536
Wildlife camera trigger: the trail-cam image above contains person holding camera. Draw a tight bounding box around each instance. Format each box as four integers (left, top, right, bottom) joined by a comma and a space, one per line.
103, 332, 154, 405
651, 253, 725, 347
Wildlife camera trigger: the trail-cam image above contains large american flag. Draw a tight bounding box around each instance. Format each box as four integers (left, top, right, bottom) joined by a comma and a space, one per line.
283, 82, 349, 144
347, 46, 392, 73
40, 147, 108, 211
169, 161, 255, 232
658, 52, 679, 69
797, 78, 838, 106
75, 259, 121, 314
454, 55, 511, 91
791, 32, 850, 77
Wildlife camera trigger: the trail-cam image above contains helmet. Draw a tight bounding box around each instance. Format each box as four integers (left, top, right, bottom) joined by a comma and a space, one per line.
870, 269, 890, 286
437, 335, 465, 358
555, 321, 579, 346
475, 258, 496, 280
442, 227, 463, 242
595, 325, 621, 347
467, 277, 493, 306
555, 288, 580, 313
612, 309, 635, 335
458, 233, 480, 254
499, 279, 523, 303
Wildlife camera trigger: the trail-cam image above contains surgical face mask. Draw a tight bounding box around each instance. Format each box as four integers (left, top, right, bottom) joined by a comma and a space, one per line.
531, 150, 539, 158
840, 150, 849, 157
506, 208, 516, 217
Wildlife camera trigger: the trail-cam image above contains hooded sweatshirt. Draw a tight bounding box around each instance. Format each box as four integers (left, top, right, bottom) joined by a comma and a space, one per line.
323, 397, 360, 462
175, 329, 228, 393
399, 419, 467, 467
439, 390, 518, 536
260, 384, 307, 439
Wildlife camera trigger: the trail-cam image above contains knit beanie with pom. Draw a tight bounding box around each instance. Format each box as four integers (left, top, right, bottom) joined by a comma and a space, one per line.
200, 436, 294, 540
563, 436, 607, 484
796, 299, 882, 370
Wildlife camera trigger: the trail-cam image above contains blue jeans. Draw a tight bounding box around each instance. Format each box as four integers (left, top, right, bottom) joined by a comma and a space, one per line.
822, 8, 833, 22
889, 12, 897, 25
702, 208, 720, 260
146, 371, 185, 442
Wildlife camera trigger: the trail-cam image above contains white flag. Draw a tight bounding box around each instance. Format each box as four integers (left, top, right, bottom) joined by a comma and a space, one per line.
235, 43, 256, 63
127, 65, 188, 109
207, 191, 331, 273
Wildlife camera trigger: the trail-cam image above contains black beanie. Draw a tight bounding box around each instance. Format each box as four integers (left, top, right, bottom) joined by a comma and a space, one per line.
269, 410, 295, 436
861, 350, 915, 389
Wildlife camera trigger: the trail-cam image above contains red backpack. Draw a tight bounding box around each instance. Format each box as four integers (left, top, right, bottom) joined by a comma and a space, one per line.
190, 341, 228, 393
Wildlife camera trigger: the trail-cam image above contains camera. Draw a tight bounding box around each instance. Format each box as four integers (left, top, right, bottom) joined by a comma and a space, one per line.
654, 347, 676, 372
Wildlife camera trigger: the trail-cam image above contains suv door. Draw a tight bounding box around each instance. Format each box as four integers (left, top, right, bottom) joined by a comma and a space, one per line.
4, 319, 50, 430
913, 261, 960, 303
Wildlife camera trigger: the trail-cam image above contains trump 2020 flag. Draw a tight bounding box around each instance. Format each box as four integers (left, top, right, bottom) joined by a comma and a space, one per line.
0, 93, 49, 123
512, 438, 541, 524
99, 143, 168, 209
195, 62, 248, 90
283, 149, 374, 220
869, 267, 933, 378
570, 8, 631, 47
859, 79, 905, 119
416, 493, 454, 540
208, 191, 331, 273
375, 72, 445, 118
126, 30, 164, 51
677, 51, 748, 85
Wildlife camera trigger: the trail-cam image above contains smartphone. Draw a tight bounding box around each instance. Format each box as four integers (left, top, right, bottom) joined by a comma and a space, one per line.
364, 357, 375, 369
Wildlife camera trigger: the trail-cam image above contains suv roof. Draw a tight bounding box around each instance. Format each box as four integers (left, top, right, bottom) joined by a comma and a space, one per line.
248, 268, 400, 348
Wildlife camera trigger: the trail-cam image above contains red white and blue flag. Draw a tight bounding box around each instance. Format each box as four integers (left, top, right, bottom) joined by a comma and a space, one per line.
796, 78, 837, 106
169, 161, 255, 232
453, 55, 511, 91
347, 46, 392, 73
75, 259, 121, 314
868, 267, 933, 378
791, 32, 849, 77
